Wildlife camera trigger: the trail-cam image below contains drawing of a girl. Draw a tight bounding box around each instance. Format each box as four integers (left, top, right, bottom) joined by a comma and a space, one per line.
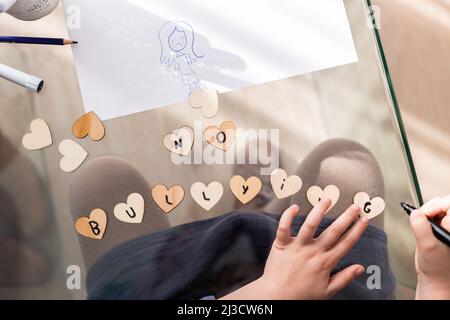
159, 21, 204, 94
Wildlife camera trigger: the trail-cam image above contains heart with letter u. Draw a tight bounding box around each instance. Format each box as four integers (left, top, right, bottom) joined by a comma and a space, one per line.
114, 193, 145, 224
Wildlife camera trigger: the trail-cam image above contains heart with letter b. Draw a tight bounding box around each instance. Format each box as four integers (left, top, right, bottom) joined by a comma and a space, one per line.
75, 209, 107, 240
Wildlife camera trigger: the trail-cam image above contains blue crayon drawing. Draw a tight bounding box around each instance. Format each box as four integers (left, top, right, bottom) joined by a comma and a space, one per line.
159, 21, 205, 94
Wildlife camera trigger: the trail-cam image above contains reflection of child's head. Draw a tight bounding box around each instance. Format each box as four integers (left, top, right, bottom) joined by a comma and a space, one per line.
159, 21, 204, 67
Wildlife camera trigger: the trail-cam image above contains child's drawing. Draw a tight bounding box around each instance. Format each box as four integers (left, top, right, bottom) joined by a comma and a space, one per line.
159, 21, 204, 94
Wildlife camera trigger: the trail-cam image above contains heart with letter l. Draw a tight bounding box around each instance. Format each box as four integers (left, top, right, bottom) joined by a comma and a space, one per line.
151, 184, 185, 214
270, 169, 302, 199
191, 181, 224, 211
163, 126, 194, 156
72, 111, 105, 141
75, 208, 107, 240
188, 89, 219, 119
204, 121, 236, 151
306, 185, 340, 213
114, 193, 145, 223
58, 139, 88, 173
229, 175, 262, 205
353, 192, 385, 220
22, 119, 52, 150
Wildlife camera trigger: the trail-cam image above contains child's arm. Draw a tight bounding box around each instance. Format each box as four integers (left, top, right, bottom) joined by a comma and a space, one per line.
220, 199, 369, 300
410, 196, 450, 300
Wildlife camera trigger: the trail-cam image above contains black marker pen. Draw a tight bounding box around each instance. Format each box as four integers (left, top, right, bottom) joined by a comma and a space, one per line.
401, 202, 450, 248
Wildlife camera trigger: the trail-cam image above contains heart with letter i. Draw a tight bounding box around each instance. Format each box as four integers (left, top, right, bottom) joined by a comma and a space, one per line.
270, 169, 302, 199
353, 192, 385, 220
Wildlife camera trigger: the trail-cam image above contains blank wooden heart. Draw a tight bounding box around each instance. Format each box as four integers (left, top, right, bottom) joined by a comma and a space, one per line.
191, 181, 224, 211
270, 169, 302, 199
59, 139, 88, 173
72, 111, 105, 141
229, 175, 262, 205
151, 184, 185, 214
75, 208, 107, 240
307, 185, 340, 213
22, 119, 52, 150
114, 193, 145, 224
353, 192, 385, 220
188, 89, 219, 119
204, 121, 236, 151
163, 126, 194, 156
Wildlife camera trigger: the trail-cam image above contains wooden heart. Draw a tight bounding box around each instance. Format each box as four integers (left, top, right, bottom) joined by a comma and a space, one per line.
307, 185, 340, 213
204, 121, 236, 151
75, 208, 107, 240
353, 192, 385, 220
72, 111, 105, 141
151, 184, 185, 214
114, 193, 145, 224
163, 126, 194, 156
190, 181, 224, 211
188, 89, 219, 118
59, 139, 88, 173
270, 169, 302, 199
22, 119, 52, 150
229, 175, 262, 205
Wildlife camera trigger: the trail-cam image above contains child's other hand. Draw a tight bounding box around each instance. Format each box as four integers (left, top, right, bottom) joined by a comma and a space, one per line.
410, 196, 450, 300
221, 199, 369, 300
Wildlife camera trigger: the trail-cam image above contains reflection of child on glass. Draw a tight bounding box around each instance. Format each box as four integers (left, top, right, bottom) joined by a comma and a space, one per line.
159, 21, 204, 94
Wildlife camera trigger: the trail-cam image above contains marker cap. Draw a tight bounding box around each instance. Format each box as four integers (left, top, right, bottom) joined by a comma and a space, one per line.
26, 75, 44, 93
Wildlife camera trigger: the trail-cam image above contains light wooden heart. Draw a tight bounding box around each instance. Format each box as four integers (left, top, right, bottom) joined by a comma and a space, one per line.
204, 121, 236, 151
151, 184, 185, 214
72, 111, 105, 141
188, 89, 219, 119
191, 181, 224, 211
22, 119, 52, 150
163, 126, 194, 156
229, 175, 262, 205
59, 139, 88, 173
114, 193, 145, 224
75, 208, 107, 240
307, 185, 340, 213
353, 192, 385, 220
270, 169, 302, 199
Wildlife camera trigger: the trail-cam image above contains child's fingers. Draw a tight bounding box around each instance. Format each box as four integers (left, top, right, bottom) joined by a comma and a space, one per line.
318, 205, 361, 248
410, 209, 437, 252
326, 216, 369, 266
275, 204, 300, 246
326, 264, 365, 298
422, 196, 450, 219
296, 199, 331, 244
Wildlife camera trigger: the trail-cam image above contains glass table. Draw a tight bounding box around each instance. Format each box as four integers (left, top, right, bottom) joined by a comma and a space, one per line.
0, 0, 421, 299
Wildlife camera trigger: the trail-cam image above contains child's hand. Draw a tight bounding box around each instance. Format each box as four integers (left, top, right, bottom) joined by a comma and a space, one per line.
410, 196, 450, 300
221, 199, 369, 300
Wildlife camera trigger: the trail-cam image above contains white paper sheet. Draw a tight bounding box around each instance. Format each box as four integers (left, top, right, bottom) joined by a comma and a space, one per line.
63, 0, 358, 120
